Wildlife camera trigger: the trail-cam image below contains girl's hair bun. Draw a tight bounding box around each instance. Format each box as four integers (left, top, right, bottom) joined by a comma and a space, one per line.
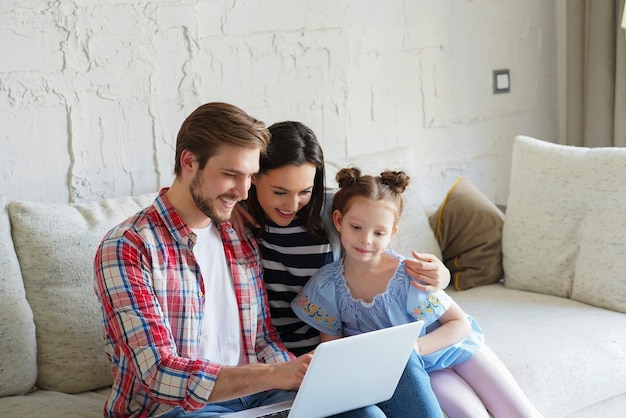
380, 170, 410, 194
336, 166, 362, 189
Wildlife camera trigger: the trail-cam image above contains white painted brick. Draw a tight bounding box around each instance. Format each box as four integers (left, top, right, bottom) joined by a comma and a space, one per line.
0, 0, 559, 206
0, 30, 64, 72
0, 105, 70, 202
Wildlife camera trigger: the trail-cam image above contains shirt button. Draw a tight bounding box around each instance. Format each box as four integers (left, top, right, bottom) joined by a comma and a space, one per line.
198, 291, 203, 297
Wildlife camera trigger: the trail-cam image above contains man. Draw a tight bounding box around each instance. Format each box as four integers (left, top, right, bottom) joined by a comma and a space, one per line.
94, 103, 385, 417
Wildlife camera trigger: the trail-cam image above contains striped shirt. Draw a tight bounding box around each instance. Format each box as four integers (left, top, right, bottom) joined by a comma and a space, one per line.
94, 188, 293, 418
258, 218, 333, 356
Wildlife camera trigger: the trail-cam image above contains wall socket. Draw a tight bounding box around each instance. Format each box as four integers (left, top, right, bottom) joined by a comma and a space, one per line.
493, 69, 510, 94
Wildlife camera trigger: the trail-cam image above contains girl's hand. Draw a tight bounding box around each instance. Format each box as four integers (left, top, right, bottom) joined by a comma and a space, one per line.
230, 203, 258, 240
405, 251, 450, 291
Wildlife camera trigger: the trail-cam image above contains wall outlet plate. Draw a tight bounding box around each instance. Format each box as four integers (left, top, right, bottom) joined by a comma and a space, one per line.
493, 69, 510, 94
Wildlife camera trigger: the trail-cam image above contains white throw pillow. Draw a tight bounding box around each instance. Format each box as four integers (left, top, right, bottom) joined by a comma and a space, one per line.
8, 193, 157, 393
0, 196, 37, 396
325, 147, 442, 260
503, 136, 626, 313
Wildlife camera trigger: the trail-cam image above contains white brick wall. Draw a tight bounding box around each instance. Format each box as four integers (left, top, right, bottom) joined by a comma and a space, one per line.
0, 0, 558, 206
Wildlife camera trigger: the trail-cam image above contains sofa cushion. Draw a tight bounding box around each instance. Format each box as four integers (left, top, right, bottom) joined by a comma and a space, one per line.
0, 388, 108, 418
0, 196, 37, 396
429, 176, 505, 291
325, 147, 442, 260
502, 136, 626, 313
7, 193, 156, 393
449, 283, 626, 417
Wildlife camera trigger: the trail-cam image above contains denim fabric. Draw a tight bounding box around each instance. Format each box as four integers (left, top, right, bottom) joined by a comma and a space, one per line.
157, 388, 385, 417
378, 351, 444, 418
157, 389, 294, 417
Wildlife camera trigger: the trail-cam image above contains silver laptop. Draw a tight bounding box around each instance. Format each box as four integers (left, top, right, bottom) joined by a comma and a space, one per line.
222, 321, 424, 418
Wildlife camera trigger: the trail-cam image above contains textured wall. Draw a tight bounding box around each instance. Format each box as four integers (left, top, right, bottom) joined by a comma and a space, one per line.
0, 0, 558, 205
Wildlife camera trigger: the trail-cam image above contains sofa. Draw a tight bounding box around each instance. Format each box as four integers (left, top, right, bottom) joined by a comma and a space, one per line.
1, 135, 625, 417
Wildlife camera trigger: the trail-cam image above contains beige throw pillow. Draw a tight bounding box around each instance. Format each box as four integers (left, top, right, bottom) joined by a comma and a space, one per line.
8, 193, 156, 393
0, 196, 37, 396
429, 177, 505, 290
503, 136, 626, 314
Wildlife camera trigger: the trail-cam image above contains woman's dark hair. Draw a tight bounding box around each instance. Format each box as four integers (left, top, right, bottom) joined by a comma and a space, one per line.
247, 121, 327, 238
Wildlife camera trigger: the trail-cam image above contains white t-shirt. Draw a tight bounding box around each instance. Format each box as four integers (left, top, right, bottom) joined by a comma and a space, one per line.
192, 222, 243, 366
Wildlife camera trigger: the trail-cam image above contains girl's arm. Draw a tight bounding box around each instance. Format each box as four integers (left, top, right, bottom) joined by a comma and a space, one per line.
415, 301, 470, 357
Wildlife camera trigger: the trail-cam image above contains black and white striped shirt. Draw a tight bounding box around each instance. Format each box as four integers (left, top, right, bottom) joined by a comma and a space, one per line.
259, 218, 333, 356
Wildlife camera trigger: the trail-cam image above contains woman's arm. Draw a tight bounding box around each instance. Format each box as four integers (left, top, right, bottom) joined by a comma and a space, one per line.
405, 251, 451, 291
231, 203, 259, 239
414, 301, 470, 357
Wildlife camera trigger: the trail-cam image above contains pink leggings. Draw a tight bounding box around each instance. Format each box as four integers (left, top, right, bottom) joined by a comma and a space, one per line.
429, 345, 543, 418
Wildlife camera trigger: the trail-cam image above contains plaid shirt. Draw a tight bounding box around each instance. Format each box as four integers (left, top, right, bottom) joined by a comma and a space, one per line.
94, 188, 294, 418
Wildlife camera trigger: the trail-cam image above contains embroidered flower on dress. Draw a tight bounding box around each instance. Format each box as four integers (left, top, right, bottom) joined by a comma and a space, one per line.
412, 294, 441, 320
294, 293, 339, 331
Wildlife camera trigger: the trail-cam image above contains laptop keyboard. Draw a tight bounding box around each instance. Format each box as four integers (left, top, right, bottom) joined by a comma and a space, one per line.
256, 409, 290, 418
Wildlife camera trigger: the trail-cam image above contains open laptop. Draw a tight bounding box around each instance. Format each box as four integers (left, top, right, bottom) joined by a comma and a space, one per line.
222, 321, 424, 418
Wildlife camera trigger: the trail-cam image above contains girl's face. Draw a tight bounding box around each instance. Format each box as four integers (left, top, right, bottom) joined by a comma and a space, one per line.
252, 163, 317, 226
332, 198, 398, 263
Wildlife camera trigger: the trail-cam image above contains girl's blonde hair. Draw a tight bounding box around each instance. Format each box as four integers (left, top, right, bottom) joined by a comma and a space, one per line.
332, 166, 410, 225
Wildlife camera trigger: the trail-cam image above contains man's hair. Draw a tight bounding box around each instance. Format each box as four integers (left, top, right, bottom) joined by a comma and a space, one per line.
174, 102, 270, 176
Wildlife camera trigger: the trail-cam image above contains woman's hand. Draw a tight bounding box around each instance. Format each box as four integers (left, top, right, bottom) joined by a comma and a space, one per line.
230, 203, 258, 240
405, 251, 450, 291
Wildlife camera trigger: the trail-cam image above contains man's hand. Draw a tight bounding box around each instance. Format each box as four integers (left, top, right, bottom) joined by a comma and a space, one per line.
271, 352, 314, 390
404, 251, 450, 292
209, 353, 314, 402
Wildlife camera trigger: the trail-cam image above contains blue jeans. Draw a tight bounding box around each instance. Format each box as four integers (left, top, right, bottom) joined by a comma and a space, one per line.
158, 388, 385, 417
377, 351, 444, 418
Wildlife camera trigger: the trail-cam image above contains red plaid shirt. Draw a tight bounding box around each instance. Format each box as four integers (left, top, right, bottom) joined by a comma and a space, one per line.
94, 188, 293, 417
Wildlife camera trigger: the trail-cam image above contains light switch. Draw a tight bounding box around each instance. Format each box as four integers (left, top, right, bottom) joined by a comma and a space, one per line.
493, 69, 510, 94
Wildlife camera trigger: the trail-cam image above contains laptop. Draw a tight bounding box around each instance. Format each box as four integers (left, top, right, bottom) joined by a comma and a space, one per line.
222, 321, 424, 418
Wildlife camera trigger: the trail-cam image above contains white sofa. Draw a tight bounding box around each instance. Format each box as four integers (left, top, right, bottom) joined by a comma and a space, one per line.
1, 136, 626, 417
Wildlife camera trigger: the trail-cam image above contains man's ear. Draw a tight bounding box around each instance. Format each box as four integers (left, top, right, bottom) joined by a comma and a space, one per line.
180, 149, 196, 174
391, 225, 399, 238
332, 210, 343, 232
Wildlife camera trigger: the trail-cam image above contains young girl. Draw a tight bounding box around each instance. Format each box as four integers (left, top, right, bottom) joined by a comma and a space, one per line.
291, 167, 543, 418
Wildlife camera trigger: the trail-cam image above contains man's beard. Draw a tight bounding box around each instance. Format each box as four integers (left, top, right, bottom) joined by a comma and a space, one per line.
189, 171, 235, 223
